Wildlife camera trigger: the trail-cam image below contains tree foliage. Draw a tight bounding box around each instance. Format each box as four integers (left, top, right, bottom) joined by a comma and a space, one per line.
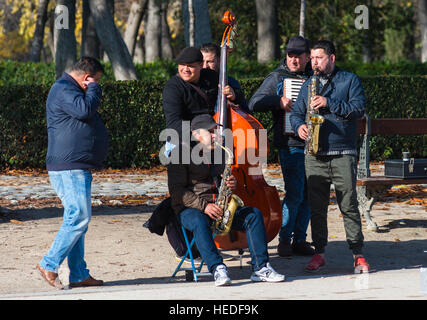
0, 0, 426, 67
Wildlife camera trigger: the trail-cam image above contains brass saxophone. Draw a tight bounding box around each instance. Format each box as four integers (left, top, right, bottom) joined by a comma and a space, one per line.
213, 142, 244, 235
305, 76, 325, 155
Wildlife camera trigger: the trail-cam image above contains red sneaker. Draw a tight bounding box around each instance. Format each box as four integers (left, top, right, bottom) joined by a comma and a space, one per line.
305, 254, 325, 272
354, 256, 370, 274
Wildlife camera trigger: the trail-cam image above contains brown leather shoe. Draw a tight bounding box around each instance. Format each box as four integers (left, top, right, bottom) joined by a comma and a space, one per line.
36, 264, 64, 290
69, 276, 104, 288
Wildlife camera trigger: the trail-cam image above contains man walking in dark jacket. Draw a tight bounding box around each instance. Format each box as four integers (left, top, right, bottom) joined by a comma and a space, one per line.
36, 57, 109, 289
248, 36, 314, 257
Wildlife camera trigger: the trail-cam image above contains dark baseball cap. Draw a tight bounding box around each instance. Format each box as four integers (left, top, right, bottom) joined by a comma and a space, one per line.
286, 36, 310, 54
191, 114, 218, 131
175, 47, 203, 64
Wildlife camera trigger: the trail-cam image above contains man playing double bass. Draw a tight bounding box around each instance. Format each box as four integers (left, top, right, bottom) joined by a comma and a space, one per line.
200, 42, 250, 113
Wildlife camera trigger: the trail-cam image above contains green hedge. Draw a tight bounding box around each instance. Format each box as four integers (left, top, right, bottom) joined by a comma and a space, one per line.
0, 76, 426, 170
0, 60, 178, 86
1, 59, 427, 86
359, 76, 427, 160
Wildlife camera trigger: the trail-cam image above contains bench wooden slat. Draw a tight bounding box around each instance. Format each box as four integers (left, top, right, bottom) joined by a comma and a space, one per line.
357, 176, 427, 186
357, 118, 427, 135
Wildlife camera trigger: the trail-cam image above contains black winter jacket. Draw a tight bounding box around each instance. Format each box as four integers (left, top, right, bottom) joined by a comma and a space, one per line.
162, 69, 219, 138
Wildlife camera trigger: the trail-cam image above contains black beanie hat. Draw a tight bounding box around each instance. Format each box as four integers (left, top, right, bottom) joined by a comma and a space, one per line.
175, 47, 203, 64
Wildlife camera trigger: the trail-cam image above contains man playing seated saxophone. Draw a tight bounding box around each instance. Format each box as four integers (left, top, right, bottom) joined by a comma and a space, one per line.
167, 114, 285, 286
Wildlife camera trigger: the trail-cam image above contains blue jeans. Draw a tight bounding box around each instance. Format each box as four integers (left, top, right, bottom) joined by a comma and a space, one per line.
39, 170, 92, 283
179, 206, 269, 274
278, 147, 310, 244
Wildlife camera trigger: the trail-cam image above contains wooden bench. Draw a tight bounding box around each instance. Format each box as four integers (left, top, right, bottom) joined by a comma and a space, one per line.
356, 116, 427, 231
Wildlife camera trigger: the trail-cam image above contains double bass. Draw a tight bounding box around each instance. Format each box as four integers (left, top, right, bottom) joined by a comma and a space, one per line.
213, 11, 282, 250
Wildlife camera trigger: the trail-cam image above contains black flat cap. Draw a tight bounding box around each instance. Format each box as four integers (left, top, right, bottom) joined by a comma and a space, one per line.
191, 114, 218, 131
175, 47, 203, 64
286, 36, 310, 54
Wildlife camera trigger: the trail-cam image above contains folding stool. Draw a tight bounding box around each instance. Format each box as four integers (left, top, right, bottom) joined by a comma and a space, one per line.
171, 225, 212, 282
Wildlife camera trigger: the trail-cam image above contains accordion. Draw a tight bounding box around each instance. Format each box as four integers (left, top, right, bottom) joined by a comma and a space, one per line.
282, 78, 305, 135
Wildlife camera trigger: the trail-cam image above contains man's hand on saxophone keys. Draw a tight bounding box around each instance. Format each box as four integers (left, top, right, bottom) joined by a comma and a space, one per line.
223, 174, 237, 191
310, 96, 327, 110
297, 124, 309, 140
205, 203, 223, 220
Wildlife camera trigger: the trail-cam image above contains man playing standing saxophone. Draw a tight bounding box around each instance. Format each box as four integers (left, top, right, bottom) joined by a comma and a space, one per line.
290, 40, 370, 274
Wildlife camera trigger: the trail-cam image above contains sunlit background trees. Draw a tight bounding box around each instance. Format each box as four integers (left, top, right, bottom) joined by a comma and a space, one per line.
0, 0, 426, 80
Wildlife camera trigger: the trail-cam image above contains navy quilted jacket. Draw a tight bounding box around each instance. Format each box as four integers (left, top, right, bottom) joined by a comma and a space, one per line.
45, 73, 109, 171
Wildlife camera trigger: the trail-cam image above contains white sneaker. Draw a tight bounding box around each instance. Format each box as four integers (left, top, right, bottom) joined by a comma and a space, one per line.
250, 263, 285, 282
214, 264, 232, 286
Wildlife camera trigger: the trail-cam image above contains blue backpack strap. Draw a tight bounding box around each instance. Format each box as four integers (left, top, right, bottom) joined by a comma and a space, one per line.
276, 76, 285, 96
276, 76, 286, 97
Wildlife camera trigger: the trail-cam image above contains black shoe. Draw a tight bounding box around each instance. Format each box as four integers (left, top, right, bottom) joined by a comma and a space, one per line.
292, 241, 315, 256
277, 241, 293, 257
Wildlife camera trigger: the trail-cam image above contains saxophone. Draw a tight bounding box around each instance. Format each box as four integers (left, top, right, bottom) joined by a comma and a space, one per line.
213, 142, 244, 235
305, 76, 325, 155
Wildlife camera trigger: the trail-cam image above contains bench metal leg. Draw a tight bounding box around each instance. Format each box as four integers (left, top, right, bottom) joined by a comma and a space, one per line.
356, 114, 378, 232
357, 185, 378, 232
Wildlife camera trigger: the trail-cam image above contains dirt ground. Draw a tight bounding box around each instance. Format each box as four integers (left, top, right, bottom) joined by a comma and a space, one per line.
0, 168, 426, 296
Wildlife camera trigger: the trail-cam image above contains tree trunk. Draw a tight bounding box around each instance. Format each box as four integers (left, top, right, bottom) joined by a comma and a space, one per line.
47, 12, 55, 60
418, 0, 427, 62
81, 0, 101, 59
182, 0, 211, 48
29, 0, 50, 62
54, 0, 77, 78
124, 0, 148, 58
145, 0, 161, 62
299, 0, 305, 37
362, 0, 372, 63
187, 0, 195, 46
161, 0, 173, 59
362, 33, 372, 63
102, 0, 114, 63
255, 0, 279, 63
89, 0, 138, 80
134, 34, 145, 63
